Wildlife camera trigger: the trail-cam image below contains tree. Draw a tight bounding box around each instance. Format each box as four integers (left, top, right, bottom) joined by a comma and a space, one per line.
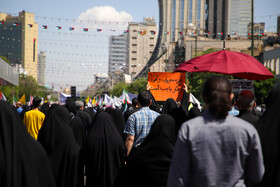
187, 72, 217, 102
18, 74, 50, 102
111, 82, 129, 96
0, 56, 11, 65
1, 74, 51, 104
127, 78, 147, 94
201, 48, 219, 55
0, 85, 19, 103
110, 77, 148, 97
254, 68, 276, 104
18, 74, 39, 102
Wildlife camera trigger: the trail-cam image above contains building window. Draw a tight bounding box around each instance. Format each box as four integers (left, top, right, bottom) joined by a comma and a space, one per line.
150, 37, 154, 40
149, 44, 154, 47
133, 30, 137, 32
132, 37, 137, 39
132, 44, 137, 46
132, 58, 137, 60
132, 51, 137, 53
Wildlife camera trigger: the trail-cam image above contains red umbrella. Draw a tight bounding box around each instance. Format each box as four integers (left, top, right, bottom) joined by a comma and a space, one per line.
174, 50, 274, 80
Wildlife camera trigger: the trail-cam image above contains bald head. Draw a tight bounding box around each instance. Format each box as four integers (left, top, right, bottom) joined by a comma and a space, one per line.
16, 102, 22, 108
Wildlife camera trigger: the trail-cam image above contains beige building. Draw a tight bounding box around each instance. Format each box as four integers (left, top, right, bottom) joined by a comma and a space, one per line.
0, 11, 38, 80
248, 22, 265, 35
128, 18, 161, 79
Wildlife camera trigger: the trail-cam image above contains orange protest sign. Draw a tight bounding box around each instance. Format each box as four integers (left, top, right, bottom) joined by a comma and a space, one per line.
148, 72, 185, 101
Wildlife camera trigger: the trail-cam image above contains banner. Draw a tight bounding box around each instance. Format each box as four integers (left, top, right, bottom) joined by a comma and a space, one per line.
59, 93, 70, 104
148, 72, 185, 101
19, 94, 26, 105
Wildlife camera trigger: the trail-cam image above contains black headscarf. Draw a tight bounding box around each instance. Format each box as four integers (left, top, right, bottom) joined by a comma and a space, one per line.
167, 90, 190, 135
0, 100, 56, 187
253, 88, 280, 187
65, 101, 77, 119
188, 106, 201, 119
38, 105, 80, 187
69, 113, 87, 187
84, 107, 96, 122
180, 90, 189, 116
77, 110, 92, 132
105, 107, 126, 141
86, 112, 126, 187
40, 102, 50, 115
116, 114, 176, 187
147, 90, 161, 113
162, 98, 178, 114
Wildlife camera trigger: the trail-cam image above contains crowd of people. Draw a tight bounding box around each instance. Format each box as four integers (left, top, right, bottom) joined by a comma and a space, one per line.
0, 76, 279, 187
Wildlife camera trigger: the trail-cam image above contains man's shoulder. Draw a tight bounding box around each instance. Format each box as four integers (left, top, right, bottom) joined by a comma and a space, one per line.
29, 109, 45, 117
226, 115, 258, 134
134, 107, 159, 115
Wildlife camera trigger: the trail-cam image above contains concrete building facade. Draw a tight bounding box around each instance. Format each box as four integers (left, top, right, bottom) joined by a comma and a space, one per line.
247, 22, 265, 35
37, 51, 46, 86
0, 58, 19, 86
128, 18, 158, 80
0, 11, 38, 80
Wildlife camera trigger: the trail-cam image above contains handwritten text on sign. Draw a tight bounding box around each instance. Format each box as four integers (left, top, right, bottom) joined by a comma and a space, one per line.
148, 72, 185, 101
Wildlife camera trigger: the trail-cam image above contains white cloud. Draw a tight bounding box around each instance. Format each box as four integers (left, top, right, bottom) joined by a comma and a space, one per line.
77, 6, 133, 31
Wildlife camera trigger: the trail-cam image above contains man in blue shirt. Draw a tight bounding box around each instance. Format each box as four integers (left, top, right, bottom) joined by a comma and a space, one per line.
16, 101, 23, 114
229, 95, 239, 116
124, 91, 160, 155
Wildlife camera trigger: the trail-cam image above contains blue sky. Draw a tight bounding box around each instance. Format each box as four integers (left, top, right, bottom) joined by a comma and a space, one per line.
2, 0, 279, 30
1, 0, 279, 91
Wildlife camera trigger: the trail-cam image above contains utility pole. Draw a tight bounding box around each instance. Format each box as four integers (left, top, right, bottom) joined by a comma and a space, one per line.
195, 34, 198, 57
251, 0, 254, 56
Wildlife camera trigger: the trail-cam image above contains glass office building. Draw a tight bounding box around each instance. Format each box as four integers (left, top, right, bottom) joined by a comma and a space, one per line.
228, 0, 251, 35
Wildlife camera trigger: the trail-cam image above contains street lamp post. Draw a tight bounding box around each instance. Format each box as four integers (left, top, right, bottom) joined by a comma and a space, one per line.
195, 33, 198, 57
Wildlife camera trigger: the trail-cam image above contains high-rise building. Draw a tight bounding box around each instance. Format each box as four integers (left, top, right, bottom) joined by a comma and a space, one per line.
162, 0, 206, 42
228, 0, 252, 35
206, 0, 252, 39
128, 18, 157, 79
37, 51, 46, 86
0, 11, 38, 80
206, 0, 229, 39
108, 34, 128, 82
135, 0, 206, 79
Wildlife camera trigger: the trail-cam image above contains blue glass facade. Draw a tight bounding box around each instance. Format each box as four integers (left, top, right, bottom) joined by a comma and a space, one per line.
188, 0, 193, 24
180, 0, 185, 29
196, 0, 201, 28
